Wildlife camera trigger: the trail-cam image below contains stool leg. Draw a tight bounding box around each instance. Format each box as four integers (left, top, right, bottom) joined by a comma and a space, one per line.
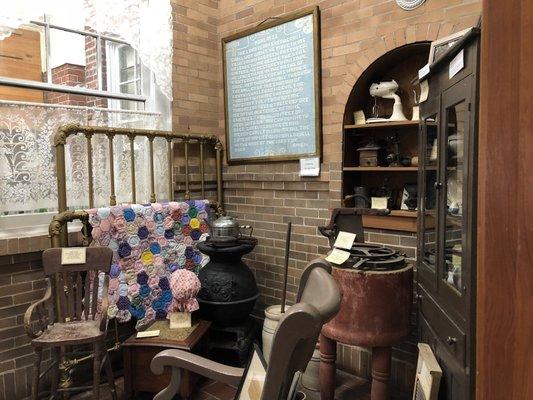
50, 347, 60, 398
31, 347, 42, 400
102, 343, 117, 400
93, 341, 102, 400
319, 333, 336, 400
370, 346, 392, 400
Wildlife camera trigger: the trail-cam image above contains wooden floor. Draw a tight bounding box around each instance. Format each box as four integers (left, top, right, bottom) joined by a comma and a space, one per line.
70, 369, 410, 399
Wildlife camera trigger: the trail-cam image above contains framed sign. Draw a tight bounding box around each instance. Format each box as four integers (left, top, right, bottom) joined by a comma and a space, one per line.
222, 7, 322, 164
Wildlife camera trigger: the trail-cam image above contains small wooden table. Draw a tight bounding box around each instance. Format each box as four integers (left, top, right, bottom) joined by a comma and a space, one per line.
123, 319, 211, 400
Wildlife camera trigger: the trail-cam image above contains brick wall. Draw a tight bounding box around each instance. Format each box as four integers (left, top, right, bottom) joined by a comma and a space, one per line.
0, 249, 49, 400
173, 0, 481, 394
45, 63, 87, 106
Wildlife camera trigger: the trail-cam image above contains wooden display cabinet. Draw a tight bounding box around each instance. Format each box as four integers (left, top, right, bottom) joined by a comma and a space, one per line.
417, 29, 480, 400
342, 43, 430, 232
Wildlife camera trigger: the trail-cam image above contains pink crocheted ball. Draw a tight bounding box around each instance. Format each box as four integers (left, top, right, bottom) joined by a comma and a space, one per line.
169, 269, 201, 313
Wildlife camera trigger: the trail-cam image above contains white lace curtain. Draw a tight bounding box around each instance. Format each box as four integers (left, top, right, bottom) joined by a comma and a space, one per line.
0, 0, 173, 100
0, 102, 169, 214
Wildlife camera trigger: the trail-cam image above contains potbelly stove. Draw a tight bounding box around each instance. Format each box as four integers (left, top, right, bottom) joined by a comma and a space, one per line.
318, 209, 413, 400
196, 236, 259, 366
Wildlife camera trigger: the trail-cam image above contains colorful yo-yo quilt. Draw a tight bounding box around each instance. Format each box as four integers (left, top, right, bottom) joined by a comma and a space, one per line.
86, 201, 210, 326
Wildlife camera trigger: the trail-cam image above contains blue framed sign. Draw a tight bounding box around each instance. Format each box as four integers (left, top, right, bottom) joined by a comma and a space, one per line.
222, 7, 322, 164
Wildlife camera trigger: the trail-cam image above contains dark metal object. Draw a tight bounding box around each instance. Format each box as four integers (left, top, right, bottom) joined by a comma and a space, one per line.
207, 320, 258, 367
197, 240, 259, 326
318, 208, 390, 248
353, 186, 371, 208
280, 222, 292, 313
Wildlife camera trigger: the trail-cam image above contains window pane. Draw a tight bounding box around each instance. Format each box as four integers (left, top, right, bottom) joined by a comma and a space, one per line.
443, 100, 466, 293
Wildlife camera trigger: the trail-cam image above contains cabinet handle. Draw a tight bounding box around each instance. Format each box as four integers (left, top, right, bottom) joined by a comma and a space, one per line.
415, 294, 423, 300
446, 336, 457, 346
434, 182, 443, 190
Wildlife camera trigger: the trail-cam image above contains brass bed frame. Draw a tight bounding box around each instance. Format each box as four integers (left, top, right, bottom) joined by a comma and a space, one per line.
49, 123, 224, 248
42, 123, 224, 388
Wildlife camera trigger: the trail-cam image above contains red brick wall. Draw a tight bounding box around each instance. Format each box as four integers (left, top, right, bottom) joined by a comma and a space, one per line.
173, 0, 481, 393
45, 63, 86, 106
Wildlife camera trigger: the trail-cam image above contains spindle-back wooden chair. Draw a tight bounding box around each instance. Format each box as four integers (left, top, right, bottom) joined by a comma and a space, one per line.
24, 247, 116, 400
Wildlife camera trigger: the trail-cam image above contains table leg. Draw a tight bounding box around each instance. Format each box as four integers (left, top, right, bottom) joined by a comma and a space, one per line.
370, 346, 392, 400
319, 333, 336, 400
123, 347, 133, 400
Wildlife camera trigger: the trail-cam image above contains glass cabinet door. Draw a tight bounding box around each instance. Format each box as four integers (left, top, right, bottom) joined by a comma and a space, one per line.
443, 100, 467, 293
421, 112, 439, 272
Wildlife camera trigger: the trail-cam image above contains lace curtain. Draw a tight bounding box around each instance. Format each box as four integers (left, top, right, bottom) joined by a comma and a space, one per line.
0, 102, 169, 214
0, 0, 173, 100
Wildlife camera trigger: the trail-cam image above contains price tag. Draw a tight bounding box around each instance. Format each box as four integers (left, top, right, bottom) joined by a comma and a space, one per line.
325, 248, 351, 265
419, 80, 429, 103
61, 247, 86, 265
333, 231, 357, 250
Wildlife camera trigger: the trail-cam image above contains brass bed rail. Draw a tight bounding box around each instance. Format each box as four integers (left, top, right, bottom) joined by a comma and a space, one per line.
51, 123, 224, 247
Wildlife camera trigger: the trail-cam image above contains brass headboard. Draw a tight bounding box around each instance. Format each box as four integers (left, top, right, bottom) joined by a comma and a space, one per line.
50, 123, 224, 247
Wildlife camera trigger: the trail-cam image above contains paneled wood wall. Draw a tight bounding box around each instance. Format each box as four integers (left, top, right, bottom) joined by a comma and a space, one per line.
477, 1, 533, 399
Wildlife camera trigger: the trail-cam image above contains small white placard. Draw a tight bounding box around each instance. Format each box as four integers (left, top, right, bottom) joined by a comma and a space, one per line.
169, 312, 192, 329
449, 49, 464, 79
299, 157, 320, 177
371, 197, 388, 210
61, 247, 86, 265
419, 80, 429, 103
136, 330, 160, 339
325, 248, 351, 265
418, 63, 430, 80
334, 231, 357, 250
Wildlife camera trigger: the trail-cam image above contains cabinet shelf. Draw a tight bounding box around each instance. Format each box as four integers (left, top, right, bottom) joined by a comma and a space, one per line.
344, 120, 420, 130
343, 166, 418, 172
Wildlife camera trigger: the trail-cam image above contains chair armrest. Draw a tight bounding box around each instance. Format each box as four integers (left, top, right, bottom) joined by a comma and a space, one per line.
151, 349, 244, 387
24, 278, 53, 339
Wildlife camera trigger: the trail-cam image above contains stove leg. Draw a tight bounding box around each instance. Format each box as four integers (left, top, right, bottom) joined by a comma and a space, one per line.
319, 333, 336, 400
370, 346, 392, 400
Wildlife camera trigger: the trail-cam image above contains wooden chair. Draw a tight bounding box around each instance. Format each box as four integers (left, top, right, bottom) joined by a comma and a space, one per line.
151, 258, 341, 400
24, 247, 116, 400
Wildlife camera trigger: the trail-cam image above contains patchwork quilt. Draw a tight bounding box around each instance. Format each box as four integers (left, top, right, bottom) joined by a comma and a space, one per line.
86, 201, 210, 325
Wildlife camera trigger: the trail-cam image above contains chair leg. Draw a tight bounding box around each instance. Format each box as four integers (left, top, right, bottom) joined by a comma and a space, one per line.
102, 342, 117, 400
50, 347, 61, 399
93, 341, 102, 400
31, 347, 42, 400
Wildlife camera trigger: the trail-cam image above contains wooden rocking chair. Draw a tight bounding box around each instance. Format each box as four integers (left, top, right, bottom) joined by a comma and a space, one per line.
24, 247, 116, 400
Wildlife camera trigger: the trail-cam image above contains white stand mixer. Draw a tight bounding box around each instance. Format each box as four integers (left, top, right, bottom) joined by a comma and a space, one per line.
367, 80, 407, 122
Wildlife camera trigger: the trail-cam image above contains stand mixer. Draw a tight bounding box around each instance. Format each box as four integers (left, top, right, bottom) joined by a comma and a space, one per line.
368, 80, 407, 122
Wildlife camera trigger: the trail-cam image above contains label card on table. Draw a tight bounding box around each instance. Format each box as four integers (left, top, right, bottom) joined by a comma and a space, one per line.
136, 330, 160, 339
334, 231, 357, 250
61, 247, 86, 265
169, 312, 192, 329
371, 197, 389, 210
325, 248, 351, 265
